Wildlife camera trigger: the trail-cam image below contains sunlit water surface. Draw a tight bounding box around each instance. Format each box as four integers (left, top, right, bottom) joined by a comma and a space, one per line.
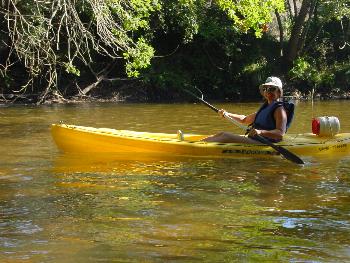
1, 101, 350, 262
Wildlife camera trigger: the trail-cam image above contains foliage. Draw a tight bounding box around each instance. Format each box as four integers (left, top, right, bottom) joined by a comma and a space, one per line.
110, 0, 161, 31
158, 0, 285, 43
157, 0, 204, 43
287, 1, 350, 96
242, 58, 268, 75
1, 0, 159, 101
64, 63, 81, 77
217, 0, 284, 37
142, 0, 286, 101
318, 0, 350, 22
288, 55, 350, 96
123, 38, 155, 77
0, 0, 349, 102
289, 57, 326, 87
281, 0, 350, 64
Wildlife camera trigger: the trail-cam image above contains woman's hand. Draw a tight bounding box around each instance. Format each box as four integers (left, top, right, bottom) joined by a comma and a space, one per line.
248, 128, 262, 137
218, 109, 226, 118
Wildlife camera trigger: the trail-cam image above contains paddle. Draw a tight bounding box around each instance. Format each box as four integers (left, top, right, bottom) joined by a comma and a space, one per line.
184, 89, 305, 164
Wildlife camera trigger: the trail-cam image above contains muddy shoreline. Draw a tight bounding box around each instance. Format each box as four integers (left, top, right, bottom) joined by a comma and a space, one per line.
1, 92, 350, 105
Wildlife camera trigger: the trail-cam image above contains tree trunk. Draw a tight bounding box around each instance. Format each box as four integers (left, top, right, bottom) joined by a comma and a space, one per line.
284, 0, 313, 65
292, 0, 298, 18
297, 0, 317, 55
275, 10, 284, 57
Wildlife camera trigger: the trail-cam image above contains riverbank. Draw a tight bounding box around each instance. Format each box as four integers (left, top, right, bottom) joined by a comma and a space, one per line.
1, 91, 350, 105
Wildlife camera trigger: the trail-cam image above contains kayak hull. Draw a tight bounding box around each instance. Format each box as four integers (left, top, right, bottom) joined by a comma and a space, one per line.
51, 124, 350, 158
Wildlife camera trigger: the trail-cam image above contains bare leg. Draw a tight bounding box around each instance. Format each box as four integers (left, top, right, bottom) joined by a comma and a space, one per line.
201, 131, 261, 144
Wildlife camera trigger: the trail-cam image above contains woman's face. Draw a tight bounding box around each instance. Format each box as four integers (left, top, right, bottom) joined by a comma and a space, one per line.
262, 85, 280, 100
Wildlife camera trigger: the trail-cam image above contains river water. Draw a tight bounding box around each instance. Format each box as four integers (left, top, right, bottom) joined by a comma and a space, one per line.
1, 101, 350, 262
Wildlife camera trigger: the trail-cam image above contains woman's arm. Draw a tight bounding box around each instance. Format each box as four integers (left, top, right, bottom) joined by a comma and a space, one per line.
218, 109, 256, 125
249, 107, 287, 140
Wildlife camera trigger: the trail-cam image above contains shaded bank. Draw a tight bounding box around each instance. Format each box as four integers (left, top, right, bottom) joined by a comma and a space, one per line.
1, 87, 350, 105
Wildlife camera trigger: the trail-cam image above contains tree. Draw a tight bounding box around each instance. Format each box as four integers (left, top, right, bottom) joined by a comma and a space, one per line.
276, 0, 350, 65
0, 0, 287, 103
0, 0, 159, 102
217, 0, 284, 38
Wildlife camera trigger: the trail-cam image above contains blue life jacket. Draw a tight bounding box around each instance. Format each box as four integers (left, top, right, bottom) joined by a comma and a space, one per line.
252, 101, 295, 131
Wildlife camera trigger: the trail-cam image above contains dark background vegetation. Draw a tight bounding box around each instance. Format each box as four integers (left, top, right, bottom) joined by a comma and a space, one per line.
0, 0, 349, 103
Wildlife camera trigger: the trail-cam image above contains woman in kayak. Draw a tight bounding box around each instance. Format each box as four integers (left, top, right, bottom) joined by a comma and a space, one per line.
202, 76, 287, 143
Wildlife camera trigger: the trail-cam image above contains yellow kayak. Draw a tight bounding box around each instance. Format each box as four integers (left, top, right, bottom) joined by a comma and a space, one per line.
51, 124, 350, 158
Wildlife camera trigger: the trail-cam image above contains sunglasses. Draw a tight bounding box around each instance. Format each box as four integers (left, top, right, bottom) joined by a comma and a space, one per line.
262, 86, 279, 93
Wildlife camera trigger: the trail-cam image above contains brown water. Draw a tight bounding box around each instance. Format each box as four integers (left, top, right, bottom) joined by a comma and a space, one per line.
1, 101, 350, 262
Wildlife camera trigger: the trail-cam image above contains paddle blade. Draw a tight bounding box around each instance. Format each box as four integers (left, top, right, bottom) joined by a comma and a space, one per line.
274, 145, 305, 164
254, 135, 304, 165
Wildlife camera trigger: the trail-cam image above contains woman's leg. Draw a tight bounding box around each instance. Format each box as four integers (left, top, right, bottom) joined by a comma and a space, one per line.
201, 131, 260, 144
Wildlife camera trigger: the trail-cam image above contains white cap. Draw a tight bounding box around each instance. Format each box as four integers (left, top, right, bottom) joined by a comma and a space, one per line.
259, 76, 283, 97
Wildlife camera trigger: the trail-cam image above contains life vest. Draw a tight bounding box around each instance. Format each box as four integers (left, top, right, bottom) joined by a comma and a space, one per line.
252, 101, 295, 131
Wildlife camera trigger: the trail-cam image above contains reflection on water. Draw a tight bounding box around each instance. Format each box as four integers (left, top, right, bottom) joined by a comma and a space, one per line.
1, 101, 350, 262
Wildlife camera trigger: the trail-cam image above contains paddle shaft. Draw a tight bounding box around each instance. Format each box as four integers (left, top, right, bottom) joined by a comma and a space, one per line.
196, 97, 248, 130
186, 90, 305, 164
